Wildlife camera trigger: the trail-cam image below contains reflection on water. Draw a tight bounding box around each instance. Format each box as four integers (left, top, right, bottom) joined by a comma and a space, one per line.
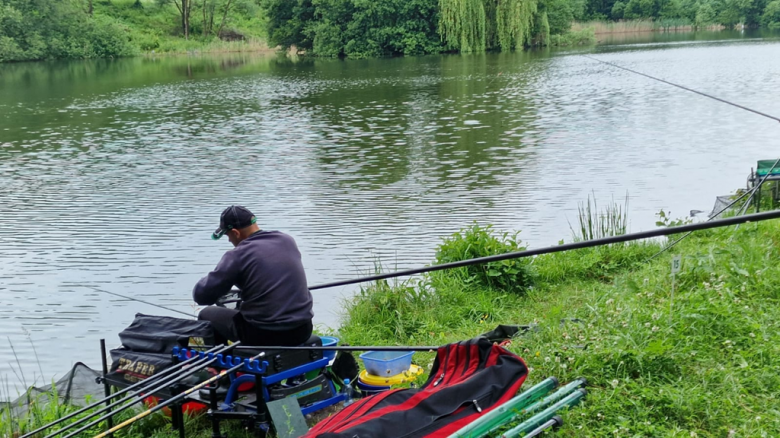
1, 33, 780, 392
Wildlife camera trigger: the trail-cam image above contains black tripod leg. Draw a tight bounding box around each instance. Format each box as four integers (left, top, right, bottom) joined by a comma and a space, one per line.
99, 339, 114, 437
208, 386, 225, 438
176, 402, 186, 438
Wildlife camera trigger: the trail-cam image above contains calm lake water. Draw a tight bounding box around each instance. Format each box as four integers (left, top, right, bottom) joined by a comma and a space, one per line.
2, 29, 780, 394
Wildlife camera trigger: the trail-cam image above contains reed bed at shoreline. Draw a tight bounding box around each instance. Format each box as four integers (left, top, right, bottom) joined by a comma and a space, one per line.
572, 20, 726, 34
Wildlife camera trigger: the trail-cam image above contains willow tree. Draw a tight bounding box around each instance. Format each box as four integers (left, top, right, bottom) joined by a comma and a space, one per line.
439, 0, 540, 52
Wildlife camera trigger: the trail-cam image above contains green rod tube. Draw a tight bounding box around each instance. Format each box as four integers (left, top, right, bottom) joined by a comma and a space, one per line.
447, 377, 559, 438
479, 378, 585, 438
501, 389, 587, 438
521, 416, 562, 438
520, 378, 587, 416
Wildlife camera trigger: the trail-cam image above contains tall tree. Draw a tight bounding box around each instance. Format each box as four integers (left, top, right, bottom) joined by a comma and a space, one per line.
439, 0, 541, 52
159, 0, 193, 38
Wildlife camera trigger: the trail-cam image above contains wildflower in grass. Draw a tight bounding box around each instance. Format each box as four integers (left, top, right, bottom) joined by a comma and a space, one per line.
610, 379, 619, 388
652, 313, 660, 320
749, 333, 755, 338
544, 357, 551, 363
652, 326, 659, 332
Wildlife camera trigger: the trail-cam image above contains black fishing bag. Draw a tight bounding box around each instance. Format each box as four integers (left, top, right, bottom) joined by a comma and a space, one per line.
305, 337, 528, 438
107, 348, 175, 384
107, 313, 215, 384
118, 313, 214, 353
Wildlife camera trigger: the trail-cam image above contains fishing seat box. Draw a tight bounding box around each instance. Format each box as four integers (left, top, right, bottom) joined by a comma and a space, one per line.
231, 334, 324, 376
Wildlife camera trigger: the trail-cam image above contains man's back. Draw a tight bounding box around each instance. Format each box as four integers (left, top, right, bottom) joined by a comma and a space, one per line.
193, 230, 314, 330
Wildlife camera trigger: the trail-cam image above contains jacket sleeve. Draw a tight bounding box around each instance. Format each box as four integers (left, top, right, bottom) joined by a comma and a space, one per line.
192, 251, 240, 306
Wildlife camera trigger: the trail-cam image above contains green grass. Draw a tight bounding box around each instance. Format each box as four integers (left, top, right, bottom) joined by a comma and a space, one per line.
339, 211, 780, 436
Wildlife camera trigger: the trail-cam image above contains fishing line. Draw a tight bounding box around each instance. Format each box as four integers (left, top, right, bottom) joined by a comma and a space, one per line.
86, 286, 194, 317
582, 55, 780, 123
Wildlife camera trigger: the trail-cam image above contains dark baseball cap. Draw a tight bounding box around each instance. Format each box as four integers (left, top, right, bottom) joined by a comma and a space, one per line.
212, 205, 257, 240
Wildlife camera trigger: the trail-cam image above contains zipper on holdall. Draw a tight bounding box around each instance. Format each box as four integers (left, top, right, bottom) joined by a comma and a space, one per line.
432, 345, 453, 388
397, 392, 494, 438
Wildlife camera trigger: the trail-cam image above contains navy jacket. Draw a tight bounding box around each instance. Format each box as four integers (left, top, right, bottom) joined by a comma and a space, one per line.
193, 230, 314, 330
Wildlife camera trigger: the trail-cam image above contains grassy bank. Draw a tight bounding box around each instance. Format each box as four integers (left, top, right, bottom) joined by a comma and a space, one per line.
572, 19, 726, 34
4, 199, 779, 437
339, 208, 780, 435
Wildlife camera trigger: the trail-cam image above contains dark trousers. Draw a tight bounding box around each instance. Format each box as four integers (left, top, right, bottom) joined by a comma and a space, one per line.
198, 306, 313, 346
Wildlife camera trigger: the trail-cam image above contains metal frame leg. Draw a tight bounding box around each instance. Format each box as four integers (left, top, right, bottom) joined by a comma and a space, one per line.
99, 339, 114, 437
208, 386, 225, 438
171, 401, 186, 438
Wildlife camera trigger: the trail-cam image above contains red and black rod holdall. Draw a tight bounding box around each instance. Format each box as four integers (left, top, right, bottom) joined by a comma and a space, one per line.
305, 336, 528, 438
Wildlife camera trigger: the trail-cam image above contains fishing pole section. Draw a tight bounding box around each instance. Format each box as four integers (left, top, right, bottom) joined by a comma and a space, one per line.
80, 208, 780, 315
309, 209, 780, 290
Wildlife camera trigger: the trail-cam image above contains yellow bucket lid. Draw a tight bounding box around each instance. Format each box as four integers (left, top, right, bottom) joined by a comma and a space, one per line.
358, 364, 424, 386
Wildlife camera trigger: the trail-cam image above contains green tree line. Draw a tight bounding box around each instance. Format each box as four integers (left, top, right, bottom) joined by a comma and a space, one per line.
0, 0, 263, 62
1, 0, 779, 61
262, 0, 780, 56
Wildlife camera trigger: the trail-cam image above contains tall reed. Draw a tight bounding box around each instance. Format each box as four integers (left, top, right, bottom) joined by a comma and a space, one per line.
570, 192, 629, 242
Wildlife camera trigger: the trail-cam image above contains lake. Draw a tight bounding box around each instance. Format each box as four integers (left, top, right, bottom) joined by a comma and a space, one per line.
1, 29, 779, 393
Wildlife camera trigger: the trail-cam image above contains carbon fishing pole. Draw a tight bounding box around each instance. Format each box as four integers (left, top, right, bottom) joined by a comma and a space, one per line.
582, 55, 780, 124
86, 286, 194, 318
647, 157, 780, 261
91, 351, 268, 438
19, 343, 230, 438
49, 342, 240, 438
309, 209, 780, 290
213, 345, 439, 352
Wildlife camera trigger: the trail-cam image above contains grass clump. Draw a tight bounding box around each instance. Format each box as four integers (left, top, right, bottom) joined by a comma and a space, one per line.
433, 223, 535, 295
339, 204, 780, 436
569, 192, 628, 242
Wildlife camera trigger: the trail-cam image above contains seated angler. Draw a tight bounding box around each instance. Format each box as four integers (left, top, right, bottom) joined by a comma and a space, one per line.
193, 205, 314, 346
